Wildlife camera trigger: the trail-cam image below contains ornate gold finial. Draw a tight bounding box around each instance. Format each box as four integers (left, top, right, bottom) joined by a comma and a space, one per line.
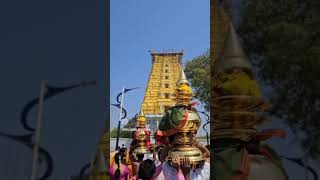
173, 68, 193, 106
213, 23, 254, 78
139, 109, 145, 117
136, 109, 146, 128
176, 68, 189, 86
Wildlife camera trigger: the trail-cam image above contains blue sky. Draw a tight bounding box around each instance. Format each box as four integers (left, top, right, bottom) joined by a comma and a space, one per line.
109, 1, 320, 178
110, 0, 210, 134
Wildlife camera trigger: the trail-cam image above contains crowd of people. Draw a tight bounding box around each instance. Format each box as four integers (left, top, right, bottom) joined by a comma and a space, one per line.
110, 141, 210, 180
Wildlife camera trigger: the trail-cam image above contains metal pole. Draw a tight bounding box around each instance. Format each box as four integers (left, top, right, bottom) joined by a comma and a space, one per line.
115, 87, 125, 150
30, 80, 46, 180
206, 131, 209, 146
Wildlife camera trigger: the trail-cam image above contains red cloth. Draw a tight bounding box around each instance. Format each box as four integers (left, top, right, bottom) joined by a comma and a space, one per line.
131, 128, 152, 149
232, 129, 287, 180
254, 129, 286, 141
232, 149, 250, 180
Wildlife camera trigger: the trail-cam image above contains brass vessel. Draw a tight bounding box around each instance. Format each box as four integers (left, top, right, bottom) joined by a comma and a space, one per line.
133, 131, 149, 155
132, 109, 150, 157
211, 21, 288, 179
166, 69, 205, 167
211, 24, 271, 142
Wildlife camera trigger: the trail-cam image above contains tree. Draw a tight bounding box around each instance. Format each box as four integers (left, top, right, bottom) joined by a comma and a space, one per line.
110, 128, 132, 138
123, 116, 137, 129
185, 50, 210, 111
238, 0, 320, 158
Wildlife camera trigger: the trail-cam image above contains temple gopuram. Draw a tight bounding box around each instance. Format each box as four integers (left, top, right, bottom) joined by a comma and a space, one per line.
141, 51, 184, 136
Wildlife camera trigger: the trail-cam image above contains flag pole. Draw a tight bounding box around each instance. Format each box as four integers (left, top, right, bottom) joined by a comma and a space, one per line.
115, 87, 125, 151
30, 80, 46, 180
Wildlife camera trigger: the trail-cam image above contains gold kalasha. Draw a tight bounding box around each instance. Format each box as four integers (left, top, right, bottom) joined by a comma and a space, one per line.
212, 23, 270, 142
132, 109, 150, 157
133, 129, 149, 155
165, 68, 205, 168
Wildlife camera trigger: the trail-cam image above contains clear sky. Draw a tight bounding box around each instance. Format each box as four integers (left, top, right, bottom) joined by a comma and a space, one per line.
110, 0, 210, 135
109, 2, 320, 178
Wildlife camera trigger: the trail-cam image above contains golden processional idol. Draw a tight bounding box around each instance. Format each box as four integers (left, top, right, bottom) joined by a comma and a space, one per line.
155, 68, 205, 169
131, 109, 152, 158
211, 22, 289, 180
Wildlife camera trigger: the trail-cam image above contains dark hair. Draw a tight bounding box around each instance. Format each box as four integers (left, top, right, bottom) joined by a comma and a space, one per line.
119, 147, 126, 157
138, 159, 156, 180
158, 149, 162, 158
114, 153, 123, 180
136, 153, 144, 161
168, 135, 175, 144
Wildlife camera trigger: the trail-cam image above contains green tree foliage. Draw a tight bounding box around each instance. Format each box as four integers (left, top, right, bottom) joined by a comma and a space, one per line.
110, 128, 132, 138
123, 116, 137, 128
185, 50, 210, 111
238, 0, 320, 158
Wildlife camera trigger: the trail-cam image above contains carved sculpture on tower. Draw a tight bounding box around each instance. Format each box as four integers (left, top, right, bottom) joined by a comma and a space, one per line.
131, 109, 151, 158
155, 68, 205, 169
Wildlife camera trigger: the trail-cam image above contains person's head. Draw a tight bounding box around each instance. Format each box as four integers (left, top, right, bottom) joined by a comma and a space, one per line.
138, 159, 156, 180
136, 153, 144, 162
121, 155, 127, 164
114, 153, 123, 179
115, 152, 125, 164
119, 147, 126, 157
159, 148, 168, 162
114, 153, 121, 165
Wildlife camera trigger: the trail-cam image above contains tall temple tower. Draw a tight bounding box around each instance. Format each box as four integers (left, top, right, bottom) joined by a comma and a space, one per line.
141, 50, 183, 135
